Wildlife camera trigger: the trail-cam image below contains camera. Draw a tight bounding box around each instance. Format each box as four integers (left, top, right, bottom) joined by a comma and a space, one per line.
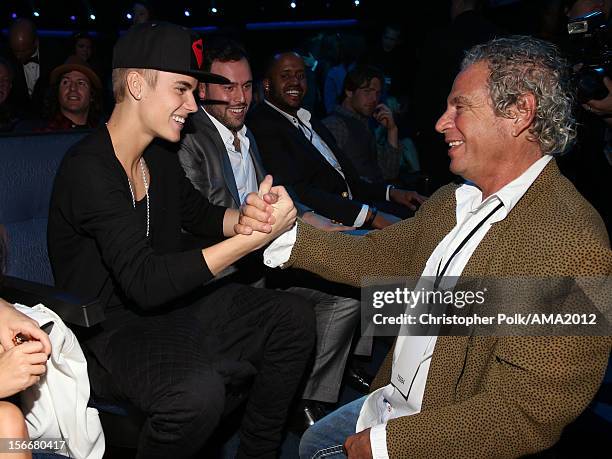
567, 10, 611, 103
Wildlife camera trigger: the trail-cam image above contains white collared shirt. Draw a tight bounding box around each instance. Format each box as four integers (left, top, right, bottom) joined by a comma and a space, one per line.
23, 48, 40, 96
203, 107, 258, 204
264, 100, 369, 227
265, 154, 553, 458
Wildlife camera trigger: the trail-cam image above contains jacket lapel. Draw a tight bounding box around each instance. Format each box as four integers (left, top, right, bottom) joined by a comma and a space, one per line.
198, 108, 241, 207
247, 129, 266, 183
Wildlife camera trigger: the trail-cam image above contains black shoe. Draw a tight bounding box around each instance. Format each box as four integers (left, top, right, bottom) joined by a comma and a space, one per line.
345, 365, 373, 394
288, 400, 328, 434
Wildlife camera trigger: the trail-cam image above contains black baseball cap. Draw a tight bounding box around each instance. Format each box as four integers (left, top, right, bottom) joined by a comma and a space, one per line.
112, 22, 229, 84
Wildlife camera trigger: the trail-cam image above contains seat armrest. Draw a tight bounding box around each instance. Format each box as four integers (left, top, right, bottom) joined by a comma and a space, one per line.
1, 276, 105, 327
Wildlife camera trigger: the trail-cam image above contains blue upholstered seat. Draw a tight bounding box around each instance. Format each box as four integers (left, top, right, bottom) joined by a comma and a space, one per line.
0, 130, 90, 285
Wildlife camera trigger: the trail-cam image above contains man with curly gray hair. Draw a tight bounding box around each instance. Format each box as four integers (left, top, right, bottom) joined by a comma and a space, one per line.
461, 35, 576, 156
434, 35, 578, 201
264, 34, 612, 458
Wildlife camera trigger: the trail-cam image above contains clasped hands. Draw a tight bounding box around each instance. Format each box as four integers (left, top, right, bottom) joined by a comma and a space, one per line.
234, 175, 297, 241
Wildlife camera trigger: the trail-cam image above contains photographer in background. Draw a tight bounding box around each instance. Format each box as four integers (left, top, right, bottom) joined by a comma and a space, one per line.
558, 0, 612, 237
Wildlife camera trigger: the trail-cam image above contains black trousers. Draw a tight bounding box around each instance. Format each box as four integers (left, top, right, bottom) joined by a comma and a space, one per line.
86, 284, 315, 458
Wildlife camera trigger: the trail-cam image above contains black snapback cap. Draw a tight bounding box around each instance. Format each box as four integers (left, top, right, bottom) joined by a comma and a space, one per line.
112, 22, 229, 84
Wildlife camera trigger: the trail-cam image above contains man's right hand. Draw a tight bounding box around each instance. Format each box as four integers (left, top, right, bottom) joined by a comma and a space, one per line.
372, 210, 401, 229
237, 175, 297, 239
235, 176, 276, 235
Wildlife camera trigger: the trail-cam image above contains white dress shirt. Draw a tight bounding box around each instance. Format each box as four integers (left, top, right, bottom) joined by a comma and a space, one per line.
264, 100, 370, 227
23, 48, 40, 96
203, 107, 258, 205
265, 154, 553, 457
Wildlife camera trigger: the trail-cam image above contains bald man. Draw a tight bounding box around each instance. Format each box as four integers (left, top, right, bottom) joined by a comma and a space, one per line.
8, 19, 61, 116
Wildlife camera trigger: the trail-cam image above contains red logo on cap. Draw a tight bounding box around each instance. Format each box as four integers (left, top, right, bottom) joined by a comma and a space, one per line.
192, 39, 203, 69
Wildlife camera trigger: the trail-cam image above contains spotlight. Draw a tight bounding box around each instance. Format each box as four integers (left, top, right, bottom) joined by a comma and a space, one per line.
70, 15, 76, 21
89, 14, 96, 20
184, 9, 191, 17
11, 13, 17, 19
290, 2, 297, 8
33, 11, 40, 17
354, 0, 360, 5
211, 7, 218, 14
126, 13, 133, 20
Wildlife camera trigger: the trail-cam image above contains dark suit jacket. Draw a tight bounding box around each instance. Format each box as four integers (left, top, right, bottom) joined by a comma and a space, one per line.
248, 101, 387, 225
176, 106, 265, 209
8, 40, 62, 117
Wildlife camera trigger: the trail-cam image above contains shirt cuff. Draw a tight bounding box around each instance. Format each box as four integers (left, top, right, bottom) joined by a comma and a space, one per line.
386, 185, 392, 202
263, 225, 297, 268
369, 423, 390, 459
354, 205, 369, 227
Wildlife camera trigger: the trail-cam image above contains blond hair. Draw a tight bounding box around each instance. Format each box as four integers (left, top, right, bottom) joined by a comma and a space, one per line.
111, 68, 158, 103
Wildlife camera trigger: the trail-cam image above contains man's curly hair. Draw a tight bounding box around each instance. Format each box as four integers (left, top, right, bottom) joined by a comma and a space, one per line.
462, 35, 576, 155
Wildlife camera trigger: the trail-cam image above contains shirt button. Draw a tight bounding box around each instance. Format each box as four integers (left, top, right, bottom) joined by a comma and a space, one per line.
265, 259, 272, 266
341, 191, 349, 198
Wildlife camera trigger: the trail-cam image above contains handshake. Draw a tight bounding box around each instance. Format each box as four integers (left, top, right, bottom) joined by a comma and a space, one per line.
234, 175, 297, 243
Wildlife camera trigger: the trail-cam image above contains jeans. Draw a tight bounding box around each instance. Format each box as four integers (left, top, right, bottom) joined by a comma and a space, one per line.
299, 396, 367, 459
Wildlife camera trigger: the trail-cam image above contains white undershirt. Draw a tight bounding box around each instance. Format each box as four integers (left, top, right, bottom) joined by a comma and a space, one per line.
265, 154, 553, 458
23, 48, 40, 96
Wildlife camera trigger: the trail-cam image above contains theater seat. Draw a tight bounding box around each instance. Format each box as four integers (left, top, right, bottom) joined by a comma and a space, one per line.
0, 130, 88, 285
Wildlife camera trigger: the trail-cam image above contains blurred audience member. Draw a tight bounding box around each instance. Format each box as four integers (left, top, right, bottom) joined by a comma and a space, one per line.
0, 57, 20, 132
411, 0, 501, 192
69, 31, 105, 86
7, 18, 61, 117
42, 56, 103, 131
323, 34, 363, 114
131, 1, 156, 25
362, 23, 412, 100
72, 32, 93, 63
297, 33, 326, 117
324, 64, 401, 182
317, 32, 342, 86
